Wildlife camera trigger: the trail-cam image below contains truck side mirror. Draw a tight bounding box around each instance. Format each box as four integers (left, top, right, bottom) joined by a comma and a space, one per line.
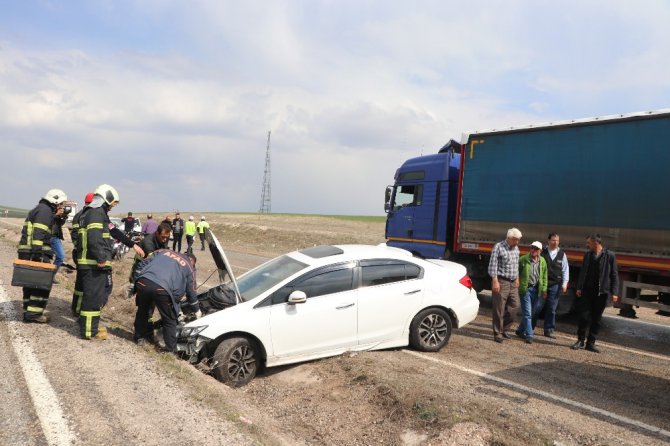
384, 186, 393, 213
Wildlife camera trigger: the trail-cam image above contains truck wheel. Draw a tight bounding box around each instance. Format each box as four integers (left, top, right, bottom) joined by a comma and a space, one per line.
212, 337, 259, 387
409, 308, 452, 352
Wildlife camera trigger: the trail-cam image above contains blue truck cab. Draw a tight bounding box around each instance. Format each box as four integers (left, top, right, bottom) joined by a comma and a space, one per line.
385, 140, 461, 259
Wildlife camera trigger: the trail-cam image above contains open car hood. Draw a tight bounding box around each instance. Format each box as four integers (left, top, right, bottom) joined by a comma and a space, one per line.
204, 228, 242, 304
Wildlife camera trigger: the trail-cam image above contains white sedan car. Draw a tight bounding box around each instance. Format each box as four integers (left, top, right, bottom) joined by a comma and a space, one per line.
177, 231, 479, 387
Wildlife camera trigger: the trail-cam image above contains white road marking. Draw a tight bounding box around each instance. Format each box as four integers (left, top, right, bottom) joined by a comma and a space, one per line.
0, 282, 77, 445
462, 324, 670, 362
602, 313, 670, 329
403, 349, 670, 440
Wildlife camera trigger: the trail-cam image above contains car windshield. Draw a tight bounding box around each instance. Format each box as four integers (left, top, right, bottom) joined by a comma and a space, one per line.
235, 255, 308, 302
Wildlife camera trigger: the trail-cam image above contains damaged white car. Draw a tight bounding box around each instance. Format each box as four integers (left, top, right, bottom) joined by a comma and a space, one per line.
177, 229, 479, 387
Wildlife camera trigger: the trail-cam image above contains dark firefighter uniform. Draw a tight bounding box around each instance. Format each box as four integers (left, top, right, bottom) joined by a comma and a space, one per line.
70, 207, 85, 316
71, 212, 138, 317
76, 205, 114, 338
133, 250, 199, 351
17, 199, 57, 321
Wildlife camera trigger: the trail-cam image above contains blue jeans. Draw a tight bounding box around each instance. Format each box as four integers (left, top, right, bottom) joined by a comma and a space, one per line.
517, 285, 538, 338
533, 283, 560, 333
51, 237, 65, 268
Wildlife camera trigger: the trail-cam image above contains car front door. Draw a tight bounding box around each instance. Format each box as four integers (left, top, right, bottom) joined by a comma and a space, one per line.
268, 262, 358, 359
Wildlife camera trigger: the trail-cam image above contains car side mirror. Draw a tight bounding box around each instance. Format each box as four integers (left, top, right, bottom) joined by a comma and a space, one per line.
287, 290, 307, 305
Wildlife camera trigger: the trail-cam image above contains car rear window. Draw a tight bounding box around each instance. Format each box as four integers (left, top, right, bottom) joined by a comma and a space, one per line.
360, 259, 423, 287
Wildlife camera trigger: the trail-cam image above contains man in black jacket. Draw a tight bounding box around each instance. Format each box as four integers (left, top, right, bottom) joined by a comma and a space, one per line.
17, 189, 68, 322
171, 212, 185, 252
571, 234, 619, 353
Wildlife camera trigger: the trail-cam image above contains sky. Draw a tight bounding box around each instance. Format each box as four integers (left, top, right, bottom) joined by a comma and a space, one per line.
1, 0, 670, 216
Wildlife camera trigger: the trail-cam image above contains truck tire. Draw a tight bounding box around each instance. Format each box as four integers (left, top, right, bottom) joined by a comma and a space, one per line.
409, 308, 452, 352
212, 337, 259, 387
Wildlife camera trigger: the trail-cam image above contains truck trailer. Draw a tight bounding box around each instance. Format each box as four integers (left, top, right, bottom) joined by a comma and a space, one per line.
385, 110, 670, 316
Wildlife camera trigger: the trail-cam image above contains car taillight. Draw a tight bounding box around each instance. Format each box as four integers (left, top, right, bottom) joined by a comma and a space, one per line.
459, 274, 473, 290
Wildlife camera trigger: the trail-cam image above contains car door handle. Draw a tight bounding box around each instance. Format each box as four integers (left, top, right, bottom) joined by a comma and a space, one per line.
336, 303, 355, 310
404, 289, 421, 295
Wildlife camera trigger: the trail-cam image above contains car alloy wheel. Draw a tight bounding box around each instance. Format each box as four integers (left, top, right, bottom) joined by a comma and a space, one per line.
212, 337, 259, 387
409, 308, 452, 352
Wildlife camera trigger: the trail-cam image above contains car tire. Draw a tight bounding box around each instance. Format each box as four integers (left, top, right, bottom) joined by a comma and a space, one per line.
409, 308, 452, 352
212, 337, 259, 387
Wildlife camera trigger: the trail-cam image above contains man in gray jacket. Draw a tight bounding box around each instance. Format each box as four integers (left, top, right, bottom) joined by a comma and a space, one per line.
132, 249, 201, 351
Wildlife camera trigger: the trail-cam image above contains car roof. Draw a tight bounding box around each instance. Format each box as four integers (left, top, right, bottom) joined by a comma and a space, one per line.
288, 244, 416, 267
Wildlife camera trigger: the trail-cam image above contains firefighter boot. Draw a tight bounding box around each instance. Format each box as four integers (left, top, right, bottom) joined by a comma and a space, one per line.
93, 327, 108, 341
24, 314, 50, 324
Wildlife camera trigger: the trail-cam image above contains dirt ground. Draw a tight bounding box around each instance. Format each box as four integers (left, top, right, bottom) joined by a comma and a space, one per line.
1, 214, 669, 446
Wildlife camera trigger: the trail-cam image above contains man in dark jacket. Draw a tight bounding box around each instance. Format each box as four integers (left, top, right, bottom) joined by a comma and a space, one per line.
132, 250, 201, 351
571, 234, 619, 353
171, 212, 185, 253
121, 211, 137, 235
17, 189, 68, 322
128, 222, 172, 291
75, 184, 119, 340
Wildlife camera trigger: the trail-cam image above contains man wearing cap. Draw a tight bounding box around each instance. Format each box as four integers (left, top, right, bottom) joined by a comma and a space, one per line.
488, 228, 522, 343
515, 241, 548, 344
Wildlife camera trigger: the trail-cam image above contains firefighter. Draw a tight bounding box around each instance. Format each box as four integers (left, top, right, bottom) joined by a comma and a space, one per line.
70, 192, 94, 316
132, 250, 201, 351
196, 216, 210, 251
75, 184, 119, 340
17, 188, 68, 322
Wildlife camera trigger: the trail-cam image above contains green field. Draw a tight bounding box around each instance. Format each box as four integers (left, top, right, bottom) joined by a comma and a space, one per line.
0, 204, 28, 218
214, 212, 386, 223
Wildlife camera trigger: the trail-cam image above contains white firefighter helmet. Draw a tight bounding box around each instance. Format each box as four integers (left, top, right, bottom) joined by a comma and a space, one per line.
95, 184, 120, 206
189, 215, 194, 221
43, 189, 67, 205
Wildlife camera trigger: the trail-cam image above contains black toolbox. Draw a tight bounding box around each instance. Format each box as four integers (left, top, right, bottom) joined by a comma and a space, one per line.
11, 259, 56, 291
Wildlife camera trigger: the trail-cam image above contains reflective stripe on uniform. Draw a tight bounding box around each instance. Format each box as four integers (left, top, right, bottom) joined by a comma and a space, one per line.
33, 222, 50, 232
80, 310, 101, 338
26, 306, 44, 314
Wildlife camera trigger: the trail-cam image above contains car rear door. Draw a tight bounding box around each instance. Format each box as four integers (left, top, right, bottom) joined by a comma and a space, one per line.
268, 262, 358, 359
356, 259, 424, 345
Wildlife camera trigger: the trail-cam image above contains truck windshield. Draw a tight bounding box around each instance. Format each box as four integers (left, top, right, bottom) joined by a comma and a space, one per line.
235, 255, 308, 302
